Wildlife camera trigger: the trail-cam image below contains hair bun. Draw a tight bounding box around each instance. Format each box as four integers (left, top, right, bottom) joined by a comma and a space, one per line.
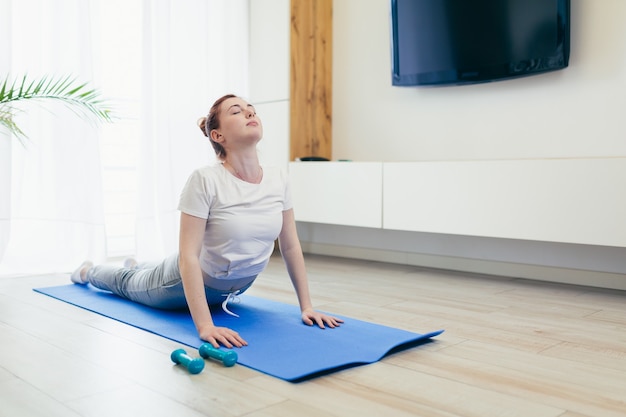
197, 117, 209, 137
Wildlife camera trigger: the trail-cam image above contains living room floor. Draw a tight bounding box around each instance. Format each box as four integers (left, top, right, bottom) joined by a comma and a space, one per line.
1, 253, 625, 417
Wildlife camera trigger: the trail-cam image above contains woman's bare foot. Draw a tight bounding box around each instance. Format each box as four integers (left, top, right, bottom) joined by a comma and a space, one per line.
123, 257, 138, 269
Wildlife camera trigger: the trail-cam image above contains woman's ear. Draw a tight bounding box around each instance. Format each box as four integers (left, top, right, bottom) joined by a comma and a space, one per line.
210, 130, 223, 143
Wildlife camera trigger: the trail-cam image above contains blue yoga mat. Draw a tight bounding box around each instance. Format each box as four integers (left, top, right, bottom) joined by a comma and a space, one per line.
34, 284, 443, 382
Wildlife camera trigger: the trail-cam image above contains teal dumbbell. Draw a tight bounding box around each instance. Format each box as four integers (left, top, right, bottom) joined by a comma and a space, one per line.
170, 348, 205, 374
199, 343, 238, 367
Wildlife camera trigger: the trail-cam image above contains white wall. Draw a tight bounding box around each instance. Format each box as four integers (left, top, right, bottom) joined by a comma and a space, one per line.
249, 0, 290, 171
332, 0, 626, 162
250, 0, 626, 289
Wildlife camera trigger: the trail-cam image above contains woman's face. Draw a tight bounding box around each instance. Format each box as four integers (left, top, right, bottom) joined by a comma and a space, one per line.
215, 97, 263, 146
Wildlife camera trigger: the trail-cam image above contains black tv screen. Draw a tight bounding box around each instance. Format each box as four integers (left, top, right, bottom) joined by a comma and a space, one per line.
390, 0, 570, 86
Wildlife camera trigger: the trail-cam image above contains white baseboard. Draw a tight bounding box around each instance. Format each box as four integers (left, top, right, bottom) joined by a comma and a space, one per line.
300, 241, 626, 291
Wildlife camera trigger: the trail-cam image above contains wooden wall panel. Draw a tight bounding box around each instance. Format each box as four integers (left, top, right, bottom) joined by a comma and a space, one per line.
290, 0, 332, 161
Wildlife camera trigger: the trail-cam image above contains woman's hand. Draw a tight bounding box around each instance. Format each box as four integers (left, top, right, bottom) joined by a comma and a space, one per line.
301, 308, 344, 329
198, 324, 248, 349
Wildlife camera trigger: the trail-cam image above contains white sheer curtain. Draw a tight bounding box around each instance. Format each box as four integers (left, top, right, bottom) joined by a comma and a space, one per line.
0, 0, 106, 275
0, 0, 250, 273
0, 2, 11, 266
136, 0, 250, 261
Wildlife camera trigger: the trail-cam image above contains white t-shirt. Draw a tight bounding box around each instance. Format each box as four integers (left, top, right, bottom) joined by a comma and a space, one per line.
178, 163, 292, 284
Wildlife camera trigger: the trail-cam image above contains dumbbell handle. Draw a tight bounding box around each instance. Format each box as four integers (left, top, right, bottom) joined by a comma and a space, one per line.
199, 343, 238, 367
170, 348, 205, 374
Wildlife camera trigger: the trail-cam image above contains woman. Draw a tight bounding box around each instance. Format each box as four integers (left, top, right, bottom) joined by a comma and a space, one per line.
71, 94, 343, 348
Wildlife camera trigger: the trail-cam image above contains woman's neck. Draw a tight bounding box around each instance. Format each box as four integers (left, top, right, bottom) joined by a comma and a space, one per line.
223, 158, 263, 184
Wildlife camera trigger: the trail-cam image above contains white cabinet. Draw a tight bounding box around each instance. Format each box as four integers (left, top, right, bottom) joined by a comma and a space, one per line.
291, 159, 626, 247
289, 162, 383, 228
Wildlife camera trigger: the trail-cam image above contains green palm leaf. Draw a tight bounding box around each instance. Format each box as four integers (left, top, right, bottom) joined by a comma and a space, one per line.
0, 74, 115, 144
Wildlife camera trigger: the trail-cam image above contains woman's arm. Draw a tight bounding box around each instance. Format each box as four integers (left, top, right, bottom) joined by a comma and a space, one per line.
278, 209, 343, 328
179, 212, 247, 348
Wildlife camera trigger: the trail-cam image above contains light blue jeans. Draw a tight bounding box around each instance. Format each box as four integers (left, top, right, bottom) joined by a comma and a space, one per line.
85, 253, 255, 310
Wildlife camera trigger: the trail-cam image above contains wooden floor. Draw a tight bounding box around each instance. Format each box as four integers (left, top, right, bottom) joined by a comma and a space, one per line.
1, 254, 625, 417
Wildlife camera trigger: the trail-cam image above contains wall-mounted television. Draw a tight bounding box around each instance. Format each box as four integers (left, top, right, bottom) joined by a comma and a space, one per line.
390, 0, 571, 87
